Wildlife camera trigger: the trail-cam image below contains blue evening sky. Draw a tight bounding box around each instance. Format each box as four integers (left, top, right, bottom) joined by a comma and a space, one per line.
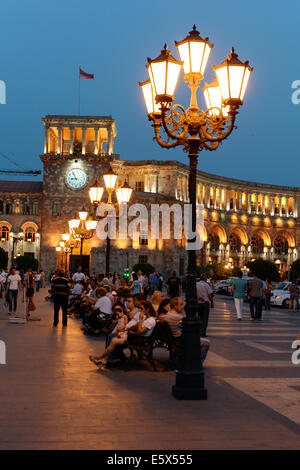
0, 0, 299, 186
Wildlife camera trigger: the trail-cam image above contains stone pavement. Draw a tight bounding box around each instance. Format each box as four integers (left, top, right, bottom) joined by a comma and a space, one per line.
0, 289, 299, 450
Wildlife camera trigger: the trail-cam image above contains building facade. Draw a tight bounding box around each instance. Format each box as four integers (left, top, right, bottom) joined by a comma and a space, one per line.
0, 114, 299, 277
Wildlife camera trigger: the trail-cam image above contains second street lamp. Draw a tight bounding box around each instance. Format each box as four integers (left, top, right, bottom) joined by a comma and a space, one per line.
139, 25, 253, 400
89, 167, 133, 274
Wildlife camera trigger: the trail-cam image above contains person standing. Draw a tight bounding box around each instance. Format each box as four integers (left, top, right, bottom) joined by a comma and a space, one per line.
149, 271, 158, 295
232, 271, 247, 320
166, 271, 181, 299
264, 278, 272, 311
72, 266, 86, 282
248, 274, 264, 321
51, 269, 70, 327
35, 271, 41, 292
288, 280, 299, 312
196, 274, 214, 337
6, 267, 22, 315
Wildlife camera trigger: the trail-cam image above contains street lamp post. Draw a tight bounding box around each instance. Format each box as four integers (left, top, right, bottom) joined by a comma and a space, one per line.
89, 168, 133, 274
139, 25, 252, 399
10, 232, 24, 268
68, 210, 97, 269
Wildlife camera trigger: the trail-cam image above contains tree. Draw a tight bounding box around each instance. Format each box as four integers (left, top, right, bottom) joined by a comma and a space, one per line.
0, 247, 8, 269
132, 262, 155, 274
290, 259, 300, 281
15, 255, 38, 272
246, 259, 280, 281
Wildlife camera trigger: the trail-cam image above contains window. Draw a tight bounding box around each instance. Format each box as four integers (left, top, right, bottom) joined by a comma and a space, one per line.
23, 201, 31, 215
24, 227, 36, 242
6, 202, 12, 214
0, 201, 3, 213
52, 200, 61, 216
179, 258, 185, 276
32, 202, 39, 216
208, 233, 220, 252
274, 237, 288, 255
250, 235, 264, 254
0, 225, 9, 241
138, 255, 148, 264
139, 231, 148, 245
229, 234, 241, 253
135, 181, 144, 192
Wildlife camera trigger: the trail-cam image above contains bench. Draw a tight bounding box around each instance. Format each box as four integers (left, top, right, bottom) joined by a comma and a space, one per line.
126, 321, 180, 368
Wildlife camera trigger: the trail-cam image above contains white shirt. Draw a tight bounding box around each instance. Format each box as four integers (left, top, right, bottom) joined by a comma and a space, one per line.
141, 317, 156, 337
35, 274, 41, 281
7, 274, 21, 290
95, 296, 112, 315
72, 272, 86, 282
196, 281, 213, 303
72, 283, 83, 296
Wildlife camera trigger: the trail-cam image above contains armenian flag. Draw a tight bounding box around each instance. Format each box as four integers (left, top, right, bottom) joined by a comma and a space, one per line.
79, 68, 94, 80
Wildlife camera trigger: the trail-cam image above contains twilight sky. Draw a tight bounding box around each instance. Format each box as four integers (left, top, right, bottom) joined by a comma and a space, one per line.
0, 0, 299, 186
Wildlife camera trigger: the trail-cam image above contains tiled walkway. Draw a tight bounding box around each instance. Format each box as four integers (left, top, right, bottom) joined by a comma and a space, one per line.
0, 290, 299, 449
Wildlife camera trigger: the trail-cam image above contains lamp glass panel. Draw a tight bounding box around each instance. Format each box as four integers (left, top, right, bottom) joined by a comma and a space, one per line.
62, 233, 70, 241
116, 187, 133, 204
141, 82, 160, 114
216, 67, 229, 100
166, 62, 181, 96
89, 186, 104, 204
228, 65, 245, 99
72, 218, 80, 229
103, 173, 117, 190
85, 220, 92, 230
190, 41, 205, 74
203, 88, 211, 110
177, 42, 190, 74
60, 241, 65, 248
79, 210, 88, 221
240, 68, 251, 100
56, 247, 61, 252
200, 44, 212, 75
150, 62, 166, 95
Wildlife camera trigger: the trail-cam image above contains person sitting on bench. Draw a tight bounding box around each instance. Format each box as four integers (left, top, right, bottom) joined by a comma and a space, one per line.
89, 300, 156, 369
165, 297, 210, 364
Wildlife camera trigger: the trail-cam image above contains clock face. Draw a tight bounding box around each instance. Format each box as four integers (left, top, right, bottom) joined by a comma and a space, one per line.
66, 168, 87, 190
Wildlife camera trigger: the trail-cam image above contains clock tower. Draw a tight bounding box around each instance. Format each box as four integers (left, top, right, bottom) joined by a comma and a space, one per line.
40, 115, 119, 275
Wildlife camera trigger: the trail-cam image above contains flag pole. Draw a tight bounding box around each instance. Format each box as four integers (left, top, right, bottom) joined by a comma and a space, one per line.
78, 66, 81, 115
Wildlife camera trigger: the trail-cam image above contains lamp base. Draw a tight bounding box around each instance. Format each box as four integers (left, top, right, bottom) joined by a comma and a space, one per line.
172, 381, 207, 401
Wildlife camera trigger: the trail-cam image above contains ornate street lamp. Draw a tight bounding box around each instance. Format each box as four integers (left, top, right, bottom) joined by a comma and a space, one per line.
88, 168, 133, 274
139, 25, 252, 400
68, 211, 97, 267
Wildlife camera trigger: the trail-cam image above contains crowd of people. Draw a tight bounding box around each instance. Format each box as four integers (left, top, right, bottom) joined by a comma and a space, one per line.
49, 267, 210, 370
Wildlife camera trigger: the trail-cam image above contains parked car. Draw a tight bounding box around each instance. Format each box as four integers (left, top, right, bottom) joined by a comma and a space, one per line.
270, 282, 293, 308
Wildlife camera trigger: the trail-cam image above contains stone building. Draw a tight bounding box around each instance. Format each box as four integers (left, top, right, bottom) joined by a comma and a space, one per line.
0, 114, 299, 277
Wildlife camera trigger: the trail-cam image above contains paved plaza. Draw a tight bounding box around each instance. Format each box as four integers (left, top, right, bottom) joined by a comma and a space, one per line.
0, 290, 299, 450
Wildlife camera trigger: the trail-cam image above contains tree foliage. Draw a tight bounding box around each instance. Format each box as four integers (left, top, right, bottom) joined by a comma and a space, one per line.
290, 259, 300, 281
0, 247, 8, 269
132, 263, 155, 275
15, 255, 38, 272
246, 259, 280, 281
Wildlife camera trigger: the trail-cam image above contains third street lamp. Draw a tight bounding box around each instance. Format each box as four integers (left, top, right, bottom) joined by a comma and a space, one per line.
139, 25, 253, 400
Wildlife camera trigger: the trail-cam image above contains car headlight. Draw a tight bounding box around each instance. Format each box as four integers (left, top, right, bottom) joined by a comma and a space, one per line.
275, 296, 280, 299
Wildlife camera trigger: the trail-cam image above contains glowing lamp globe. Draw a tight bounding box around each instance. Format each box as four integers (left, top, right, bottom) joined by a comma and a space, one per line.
175, 25, 213, 78
147, 44, 182, 107
213, 48, 253, 106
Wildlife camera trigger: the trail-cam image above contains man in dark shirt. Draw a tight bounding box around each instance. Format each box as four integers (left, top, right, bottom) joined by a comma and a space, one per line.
51, 270, 70, 327
166, 271, 181, 299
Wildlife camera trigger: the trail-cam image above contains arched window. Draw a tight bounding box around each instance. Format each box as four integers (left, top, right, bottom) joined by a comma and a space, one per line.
250, 235, 264, 254
24, 226, 36, 242
0, 225, 10, 241
229, 234, 241, 253
0, 201, 3, 214
52, 200, 61, 216
274, 237, 288, 255
208, 233, 220, 252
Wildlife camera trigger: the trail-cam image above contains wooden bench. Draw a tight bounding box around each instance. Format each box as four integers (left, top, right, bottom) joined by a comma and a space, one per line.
126, 321, 180, 368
